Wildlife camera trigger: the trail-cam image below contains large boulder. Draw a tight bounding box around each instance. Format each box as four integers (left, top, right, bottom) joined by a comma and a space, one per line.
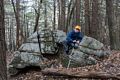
78, 36, 110, 57
8, 51, 46, 75
8, 29, 66, 75
19, 29, 66, 54
61, 36, 111, 68
62, 50, 97, 68
80, 36, 104, 49
54, 30, 66, 43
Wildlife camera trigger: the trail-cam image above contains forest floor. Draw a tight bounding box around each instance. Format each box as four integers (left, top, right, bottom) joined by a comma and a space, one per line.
7, 50, 120, 80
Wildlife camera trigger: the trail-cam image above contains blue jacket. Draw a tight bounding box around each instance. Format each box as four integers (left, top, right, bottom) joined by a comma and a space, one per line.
66, 30, 83, 43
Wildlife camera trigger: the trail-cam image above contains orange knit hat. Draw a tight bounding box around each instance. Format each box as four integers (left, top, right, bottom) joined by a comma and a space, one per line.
75, 25, 81, 30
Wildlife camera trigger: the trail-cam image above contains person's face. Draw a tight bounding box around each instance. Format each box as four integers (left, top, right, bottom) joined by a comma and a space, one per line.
74, 29, 80, 32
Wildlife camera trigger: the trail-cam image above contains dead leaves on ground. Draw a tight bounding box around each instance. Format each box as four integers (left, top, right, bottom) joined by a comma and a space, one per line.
8, 51, 120, 80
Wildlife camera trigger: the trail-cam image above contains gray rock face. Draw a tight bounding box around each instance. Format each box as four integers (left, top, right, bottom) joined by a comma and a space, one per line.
79, 36, 110, 57
54, 30, 66, 43
80, 36, 104, 49
8, 30, 66, 75
8, 51, 45, 75
62, 36, 110, 68
19, 29, 66, 54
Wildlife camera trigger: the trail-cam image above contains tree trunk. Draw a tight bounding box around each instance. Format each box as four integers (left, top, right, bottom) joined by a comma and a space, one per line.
15, 0, 21, 49
75, 0, 80, 25
42, 68, 120, 79
0, 0, 7, 79
57, 0, 61, 30
33, 1, 41, 33
72, 7, 76, 28
65, 0, 72, 32
106, 0, 119, 50
58, 0, 66, 32
53, 0, 56, 30
44, 1, 47, 28
114, 0, 120, 50
72, 0, 81, 28
89, 0, 99, 40
11, 0, 21, 50
34, 13, 40, 33
85, 0, 90, 36
9, 18, 13, 51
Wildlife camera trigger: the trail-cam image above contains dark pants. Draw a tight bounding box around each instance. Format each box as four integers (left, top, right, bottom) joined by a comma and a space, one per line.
62, 40, 78, 54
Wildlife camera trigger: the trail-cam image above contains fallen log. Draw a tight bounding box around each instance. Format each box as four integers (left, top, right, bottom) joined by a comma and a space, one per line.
41, 68, 120, 79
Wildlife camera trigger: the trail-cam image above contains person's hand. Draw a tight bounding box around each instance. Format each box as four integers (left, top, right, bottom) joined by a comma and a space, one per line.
73, 40, 76, 42
76, 40, 80, 44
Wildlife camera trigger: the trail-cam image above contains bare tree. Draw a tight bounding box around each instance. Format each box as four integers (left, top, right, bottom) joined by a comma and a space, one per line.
53, 0, 56, 30
11, 0, 21, 49
44, 1, 47, 28
71, 0, 81, 29
75, 0, 80, 25
66, 0, 76, 32
90, 0, 99, 39
33, 0, 42, 33
85, 0, 90, 36
0, 0, 7, 79
58, 0, 66, 31
106, 0, 120, 50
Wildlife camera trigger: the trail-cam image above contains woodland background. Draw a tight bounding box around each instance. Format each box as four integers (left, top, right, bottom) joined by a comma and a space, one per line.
0, 0, 120, 80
